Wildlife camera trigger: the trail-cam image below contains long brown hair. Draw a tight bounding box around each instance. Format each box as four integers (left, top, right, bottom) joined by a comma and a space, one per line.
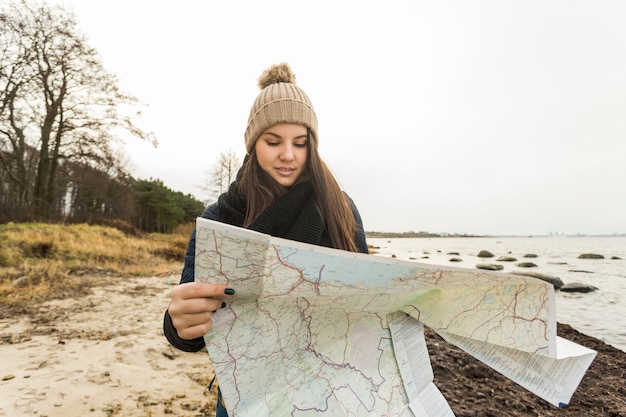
237, 129, 358, 252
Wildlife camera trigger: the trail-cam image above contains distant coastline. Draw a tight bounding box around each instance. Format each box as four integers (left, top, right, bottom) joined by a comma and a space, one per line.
365, 231, 486, 238
365, 231, 626, 238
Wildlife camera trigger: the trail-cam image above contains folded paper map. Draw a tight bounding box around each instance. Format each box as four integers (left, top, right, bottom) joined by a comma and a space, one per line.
195, 218, 596, 416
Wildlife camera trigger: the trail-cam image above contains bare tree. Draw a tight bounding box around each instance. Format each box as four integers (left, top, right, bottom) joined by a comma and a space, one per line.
0, 1, 155, 221
0, 3, 38, 219
199, 149, 241, 203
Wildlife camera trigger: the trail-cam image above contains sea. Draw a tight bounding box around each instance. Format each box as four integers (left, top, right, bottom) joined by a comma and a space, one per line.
366, 236, 626, 353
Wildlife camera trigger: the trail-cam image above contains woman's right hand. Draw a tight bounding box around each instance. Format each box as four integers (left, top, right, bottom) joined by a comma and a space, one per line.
167, 282, 234, 340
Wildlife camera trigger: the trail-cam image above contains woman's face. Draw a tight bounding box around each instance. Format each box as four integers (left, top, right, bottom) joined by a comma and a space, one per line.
255, 123, 308, 188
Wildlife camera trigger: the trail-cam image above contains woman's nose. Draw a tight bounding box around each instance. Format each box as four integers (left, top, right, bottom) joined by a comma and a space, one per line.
280, 144, 294, 160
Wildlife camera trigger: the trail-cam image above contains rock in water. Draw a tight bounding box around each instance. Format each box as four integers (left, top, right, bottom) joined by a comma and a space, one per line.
578, 253, 604, 259
476, 263, 504, 271
510, 272, 564, 289
560, 282, 599, 293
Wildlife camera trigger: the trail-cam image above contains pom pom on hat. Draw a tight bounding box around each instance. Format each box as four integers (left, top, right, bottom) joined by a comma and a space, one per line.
245, 63, 318, 153
257, 63, 297, 89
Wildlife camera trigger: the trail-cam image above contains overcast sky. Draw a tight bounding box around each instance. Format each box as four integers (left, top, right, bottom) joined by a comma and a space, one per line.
55, 0, 626, 236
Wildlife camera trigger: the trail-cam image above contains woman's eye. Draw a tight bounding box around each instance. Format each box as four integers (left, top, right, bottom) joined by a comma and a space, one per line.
294, 142, 307, 148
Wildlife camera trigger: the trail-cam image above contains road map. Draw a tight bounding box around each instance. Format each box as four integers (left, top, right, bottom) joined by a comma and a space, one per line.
195, 218, 596, 416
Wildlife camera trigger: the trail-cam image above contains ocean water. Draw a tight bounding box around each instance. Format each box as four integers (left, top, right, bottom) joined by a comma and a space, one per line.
366, 236, 626, 352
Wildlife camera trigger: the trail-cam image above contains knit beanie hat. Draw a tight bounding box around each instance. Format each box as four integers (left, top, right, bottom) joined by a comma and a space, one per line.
244, 63, 318, 153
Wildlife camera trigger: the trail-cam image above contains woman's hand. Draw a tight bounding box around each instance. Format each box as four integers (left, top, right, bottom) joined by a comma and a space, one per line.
168, 282, 235, 340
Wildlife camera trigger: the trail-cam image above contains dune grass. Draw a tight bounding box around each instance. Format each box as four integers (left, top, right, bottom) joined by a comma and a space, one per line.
0, 222, 193, 309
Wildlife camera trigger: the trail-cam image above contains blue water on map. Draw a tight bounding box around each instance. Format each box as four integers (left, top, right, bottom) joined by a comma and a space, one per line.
367, 236, 626, 352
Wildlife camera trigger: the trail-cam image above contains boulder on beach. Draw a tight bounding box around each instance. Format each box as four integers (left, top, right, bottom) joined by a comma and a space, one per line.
516, 262, 537, 268
510, 271, 564, 289
476, 263, 504, 271
578, 253, 604, 259
477, 250, 494, 258
560, 282, 599, 293
449, 257, 463, 262
523, 253, 538, 258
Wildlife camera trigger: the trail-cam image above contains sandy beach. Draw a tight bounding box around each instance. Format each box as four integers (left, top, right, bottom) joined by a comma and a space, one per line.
0, 276, 217, 417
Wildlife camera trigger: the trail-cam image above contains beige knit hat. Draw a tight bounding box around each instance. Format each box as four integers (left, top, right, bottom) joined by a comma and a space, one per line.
244, 63, 318, 153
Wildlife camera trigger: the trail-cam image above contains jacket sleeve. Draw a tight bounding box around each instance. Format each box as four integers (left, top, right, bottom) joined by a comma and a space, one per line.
163, 310, 206, 352
345, 193, 369, 254
163, 203, 221, 352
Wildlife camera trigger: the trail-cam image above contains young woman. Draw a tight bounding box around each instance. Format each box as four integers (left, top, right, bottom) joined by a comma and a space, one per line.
163, 63, 368, 416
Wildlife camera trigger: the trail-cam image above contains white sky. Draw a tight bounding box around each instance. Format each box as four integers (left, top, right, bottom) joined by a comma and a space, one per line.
56, 0, 626, 236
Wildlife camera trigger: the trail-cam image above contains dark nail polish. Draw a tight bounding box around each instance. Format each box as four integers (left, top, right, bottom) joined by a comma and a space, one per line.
221, 302, 226, 308
224, 288, 235, 295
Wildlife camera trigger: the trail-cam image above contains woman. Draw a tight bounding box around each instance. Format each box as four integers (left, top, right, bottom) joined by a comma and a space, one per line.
163, 62, 368, 416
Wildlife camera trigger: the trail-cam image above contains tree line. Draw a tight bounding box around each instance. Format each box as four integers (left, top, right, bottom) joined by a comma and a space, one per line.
0, 1, 205, 233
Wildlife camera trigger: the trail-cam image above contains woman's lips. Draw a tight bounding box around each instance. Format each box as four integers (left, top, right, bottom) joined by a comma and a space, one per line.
276, 167, 295, 175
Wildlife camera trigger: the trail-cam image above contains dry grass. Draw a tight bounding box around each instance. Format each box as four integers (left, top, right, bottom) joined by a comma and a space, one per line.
0, 222, 192, 309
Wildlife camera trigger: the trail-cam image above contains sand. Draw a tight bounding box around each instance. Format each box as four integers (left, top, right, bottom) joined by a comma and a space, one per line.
0, 276, 216, 416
